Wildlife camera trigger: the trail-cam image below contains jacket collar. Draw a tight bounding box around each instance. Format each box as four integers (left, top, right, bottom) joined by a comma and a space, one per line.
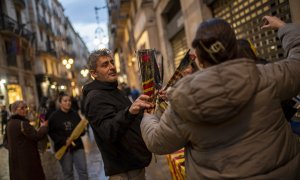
10, 114, 28, 122
82, 80, 118, 96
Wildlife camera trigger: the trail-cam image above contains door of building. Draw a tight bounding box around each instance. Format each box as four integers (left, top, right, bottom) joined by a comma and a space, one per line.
170, 29, 188, 69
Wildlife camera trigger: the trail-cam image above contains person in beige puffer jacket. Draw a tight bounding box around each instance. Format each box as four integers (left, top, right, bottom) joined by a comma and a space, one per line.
140, 16, 300, 179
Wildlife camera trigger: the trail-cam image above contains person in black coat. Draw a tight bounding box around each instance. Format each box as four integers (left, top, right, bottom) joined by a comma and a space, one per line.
1, 105, 8, 135
48, 93, 88, 180
82, 49, 153, 179
45, 100, 56, 121
7, 100, 48, 180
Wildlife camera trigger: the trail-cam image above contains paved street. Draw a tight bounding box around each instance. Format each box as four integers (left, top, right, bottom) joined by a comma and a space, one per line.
0, 128, 172, 180
0, 134, 9, 180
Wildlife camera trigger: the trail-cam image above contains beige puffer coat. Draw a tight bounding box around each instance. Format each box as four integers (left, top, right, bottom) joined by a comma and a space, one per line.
141, 24, 300, 179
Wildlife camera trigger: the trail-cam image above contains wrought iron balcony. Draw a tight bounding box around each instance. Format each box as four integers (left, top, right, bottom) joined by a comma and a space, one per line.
66, 36, 73, 45
37, 47, 57, 57
0, 13, 35, 43
37, 16, 55, 36
41, 0, 49, 9
13, 0, 26, 9
20, 28, 35, 42
37, 16, 47, 28
52, 9, 60, 19
23, 59, 32, 70
0, 13, 18, 33
7, 54, 17, 67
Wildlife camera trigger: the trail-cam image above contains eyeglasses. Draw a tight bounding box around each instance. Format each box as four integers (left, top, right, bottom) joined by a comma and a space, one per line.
18, 106, 29, 110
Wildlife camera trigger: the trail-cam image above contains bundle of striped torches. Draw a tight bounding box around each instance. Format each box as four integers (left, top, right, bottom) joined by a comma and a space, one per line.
137, 49, 197, 114
136, 49, 161, 113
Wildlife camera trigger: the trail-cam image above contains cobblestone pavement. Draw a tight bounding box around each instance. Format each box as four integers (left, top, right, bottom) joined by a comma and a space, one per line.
82, 128, 108, 180
83, 127, 172, 180
0, 132, 108, 180
0, 129, 172, 180
0, 134, 9, 180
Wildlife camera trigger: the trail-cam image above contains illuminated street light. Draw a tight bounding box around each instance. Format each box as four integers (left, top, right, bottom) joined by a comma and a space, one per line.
0, 79, 6, 84
62, 59, 68, 65
62, 58, 74, 70
68, 58, 74, 64
60, 85, 66, 90
80, 69, 89, 77
66, 64, 71, 69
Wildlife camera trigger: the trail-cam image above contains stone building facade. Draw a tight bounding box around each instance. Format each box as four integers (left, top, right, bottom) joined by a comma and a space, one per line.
0, 0, 89, 108
107, 0, 300, 89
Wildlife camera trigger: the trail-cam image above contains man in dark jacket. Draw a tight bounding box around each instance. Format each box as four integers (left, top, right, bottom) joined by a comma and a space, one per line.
82, 49, 153, 179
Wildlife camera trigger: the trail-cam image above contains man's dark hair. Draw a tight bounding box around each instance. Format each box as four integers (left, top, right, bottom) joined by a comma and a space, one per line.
58, 93, 69, 103
88, 48, 112, 71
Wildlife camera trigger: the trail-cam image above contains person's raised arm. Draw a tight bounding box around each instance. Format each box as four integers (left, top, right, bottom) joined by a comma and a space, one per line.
141, 106, 187, 155
261, 15, 285, 30
259, 16, 300, 101
87, 93, 153, 143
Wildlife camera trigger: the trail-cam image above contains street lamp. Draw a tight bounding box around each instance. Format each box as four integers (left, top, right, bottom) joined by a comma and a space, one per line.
50, 84, 56, 89
80, 69, 89, 77
62, 58, 74, 69
62, 59, 68, 65
0, 79, 7, 84
59, 85, 66, 90
68, 58, 74, 64
65, 64, 71, 69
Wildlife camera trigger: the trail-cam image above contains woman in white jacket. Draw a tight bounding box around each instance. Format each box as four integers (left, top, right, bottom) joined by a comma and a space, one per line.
141, 16, 300, 179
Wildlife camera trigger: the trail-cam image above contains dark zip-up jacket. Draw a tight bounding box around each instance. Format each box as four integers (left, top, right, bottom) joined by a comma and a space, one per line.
82, 80, 151, 176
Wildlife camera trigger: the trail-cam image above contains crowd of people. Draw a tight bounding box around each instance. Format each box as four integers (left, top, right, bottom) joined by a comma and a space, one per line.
2, 15, 300, 180
1, 94, 89, 180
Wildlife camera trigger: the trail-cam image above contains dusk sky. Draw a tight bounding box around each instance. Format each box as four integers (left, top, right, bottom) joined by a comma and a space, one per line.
59, 0, 109, 52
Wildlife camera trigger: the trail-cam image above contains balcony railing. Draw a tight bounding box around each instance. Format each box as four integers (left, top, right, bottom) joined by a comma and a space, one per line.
20, 28, 35, 42
45, 23, 55, 36
13, 0, 26, 9
23, 59, 32, 70
37, 16, 47, 28
37, 16, 55, 36
53, 9, 60, 19
0, 13, 35, 43
37, 48, 57, 57
7, 54, 17, 67
41, 0, 49, 9
66, 36, 73, 45
0, 13, 18, 32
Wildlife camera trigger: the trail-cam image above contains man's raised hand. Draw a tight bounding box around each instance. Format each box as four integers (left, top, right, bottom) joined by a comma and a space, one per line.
129, 94, 154, 114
